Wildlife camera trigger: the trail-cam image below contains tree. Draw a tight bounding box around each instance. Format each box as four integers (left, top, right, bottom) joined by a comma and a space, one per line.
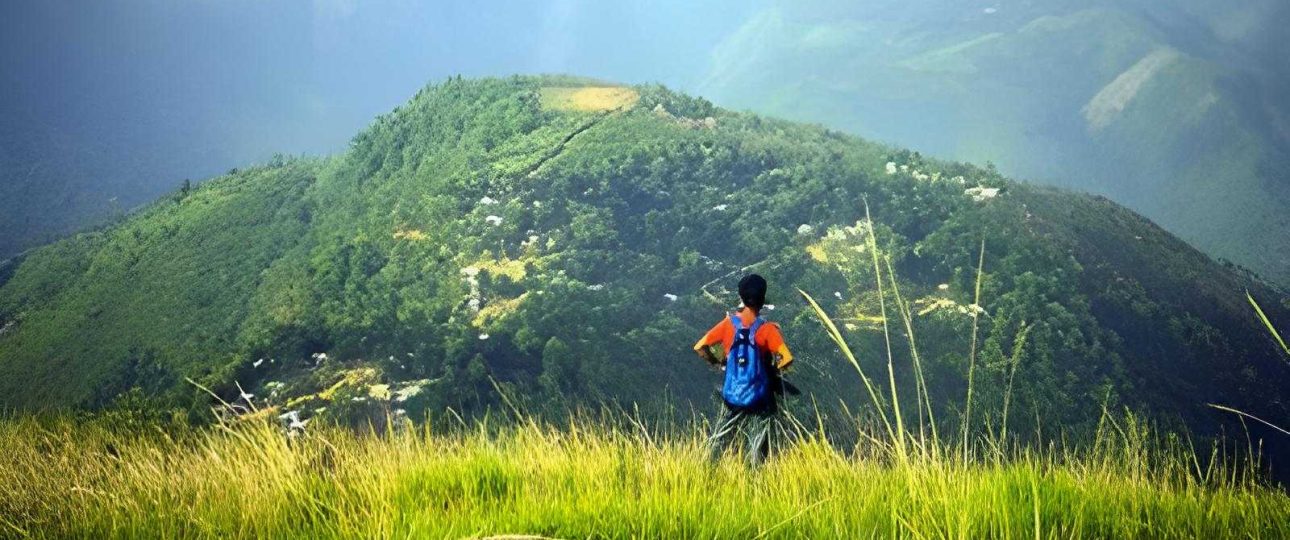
539, 337, 575, 399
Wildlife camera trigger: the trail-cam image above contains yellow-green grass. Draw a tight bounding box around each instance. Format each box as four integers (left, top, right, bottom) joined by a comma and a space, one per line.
1, 413, 1287, 539
539, 86, 640, 112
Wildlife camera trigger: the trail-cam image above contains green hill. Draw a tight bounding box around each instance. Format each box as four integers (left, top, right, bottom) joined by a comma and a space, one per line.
0, 76, 1286, 454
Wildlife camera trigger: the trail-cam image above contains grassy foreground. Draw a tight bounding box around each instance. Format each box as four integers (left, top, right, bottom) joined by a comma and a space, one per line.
4, 224, 1286, 539
1, 413, 1288, 539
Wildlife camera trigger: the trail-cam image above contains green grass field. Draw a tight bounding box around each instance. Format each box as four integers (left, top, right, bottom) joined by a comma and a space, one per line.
2, 410, 1288, 539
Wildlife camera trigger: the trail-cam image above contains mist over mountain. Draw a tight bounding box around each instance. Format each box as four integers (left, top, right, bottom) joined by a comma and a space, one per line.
0, 0, 754, 258
3, 1, 1286, 290
700, 0, 1290, 284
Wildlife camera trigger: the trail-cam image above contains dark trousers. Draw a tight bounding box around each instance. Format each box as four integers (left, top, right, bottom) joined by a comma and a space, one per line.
707, 400, 778, 468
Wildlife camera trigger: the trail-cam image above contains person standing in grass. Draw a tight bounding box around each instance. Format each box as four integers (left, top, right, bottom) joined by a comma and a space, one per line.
693, 274, 794, 467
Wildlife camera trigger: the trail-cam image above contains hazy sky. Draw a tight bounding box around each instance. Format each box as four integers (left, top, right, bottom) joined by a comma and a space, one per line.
1, 0, 761, 189
7, 0, 1286, 279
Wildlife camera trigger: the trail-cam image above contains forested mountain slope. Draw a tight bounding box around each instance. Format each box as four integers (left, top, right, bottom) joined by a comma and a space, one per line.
0, 76, 1285, 452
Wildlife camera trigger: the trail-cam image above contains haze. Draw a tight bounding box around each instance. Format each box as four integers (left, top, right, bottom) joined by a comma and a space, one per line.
3, 0, 1288, 283
0, 0, 758, 255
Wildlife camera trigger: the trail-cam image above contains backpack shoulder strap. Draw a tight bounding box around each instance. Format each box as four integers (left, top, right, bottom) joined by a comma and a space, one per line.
749, 316, 765, 343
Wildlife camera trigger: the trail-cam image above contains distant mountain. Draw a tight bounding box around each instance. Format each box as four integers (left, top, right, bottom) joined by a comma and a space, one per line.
700, 0, 1290, 285
0, 96, 202, 260
0, 103, 129, 257
0, 76, 1286, 456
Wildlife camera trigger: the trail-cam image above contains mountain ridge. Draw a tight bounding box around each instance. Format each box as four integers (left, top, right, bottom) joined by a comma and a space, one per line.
0, 76, 1286, 458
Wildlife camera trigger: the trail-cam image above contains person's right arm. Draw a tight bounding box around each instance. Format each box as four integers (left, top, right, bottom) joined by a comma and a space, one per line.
693, 319, 728, 366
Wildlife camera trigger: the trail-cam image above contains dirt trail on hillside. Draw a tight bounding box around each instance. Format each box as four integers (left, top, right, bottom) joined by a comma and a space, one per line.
524, 105, 630, 179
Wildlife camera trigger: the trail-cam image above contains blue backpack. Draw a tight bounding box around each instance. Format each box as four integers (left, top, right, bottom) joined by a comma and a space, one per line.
722, 313, 771, 408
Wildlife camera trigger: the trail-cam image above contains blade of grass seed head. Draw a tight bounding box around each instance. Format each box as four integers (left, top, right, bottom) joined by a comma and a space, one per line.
961, 237, 986, 462
798, 288, 895, 444
629, 403, 655, 448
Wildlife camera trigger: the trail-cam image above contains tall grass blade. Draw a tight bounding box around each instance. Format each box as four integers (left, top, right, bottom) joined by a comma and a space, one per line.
798, 289, 895, 443
961, 238, 986, 460
1207, 404, 1290, 437
883, 253, 939, 447
863, 198, 906, 461
1000, 322, 1033, 447
1246, 290, 1289, 358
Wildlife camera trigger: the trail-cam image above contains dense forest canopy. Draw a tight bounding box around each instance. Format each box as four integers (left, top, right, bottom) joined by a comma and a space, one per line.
0, 76, 1286, 460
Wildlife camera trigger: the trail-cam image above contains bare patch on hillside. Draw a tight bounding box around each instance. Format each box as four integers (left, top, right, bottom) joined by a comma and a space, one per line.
540, 86, 639, 112
1082, 48, 1178, 131
393, 229, 428, 241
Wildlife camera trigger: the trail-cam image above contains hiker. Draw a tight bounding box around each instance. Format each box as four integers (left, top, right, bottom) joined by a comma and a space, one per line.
693, 274, 794, 467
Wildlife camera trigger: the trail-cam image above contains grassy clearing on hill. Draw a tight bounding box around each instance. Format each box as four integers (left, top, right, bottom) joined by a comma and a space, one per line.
1, 412, 1287, 539
538, 86, 640, 112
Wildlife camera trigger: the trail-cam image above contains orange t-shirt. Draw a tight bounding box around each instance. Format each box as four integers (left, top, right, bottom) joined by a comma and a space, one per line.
694, 309, 793, 369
